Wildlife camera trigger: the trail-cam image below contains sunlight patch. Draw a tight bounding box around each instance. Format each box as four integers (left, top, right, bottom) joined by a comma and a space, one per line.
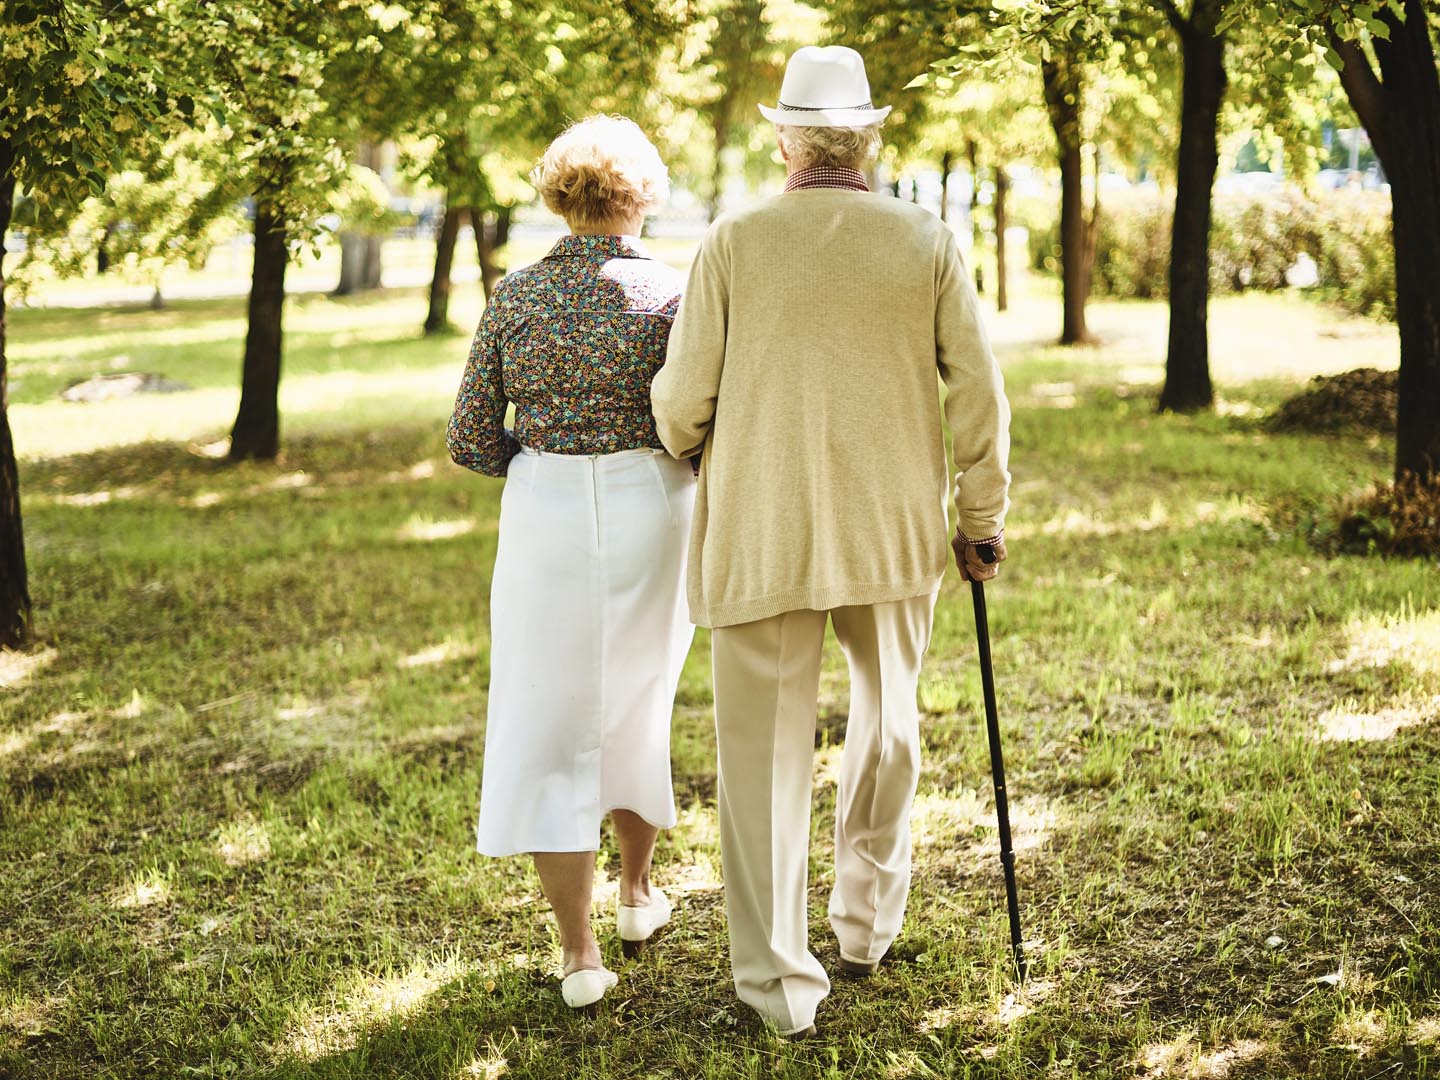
1215, 399, 1264, 418
215, 816, 273, 867
1328, 608, 1440, 678
1316, 698, 1436, 742
1031, 498, 1261, 541
912, 789, 989, 848
398, 639, 478, 668
1192, 1039, 1266, 1078
383, 459, 438, 483
1028, 381, 1078, 409
813, 743, 842, 785
919, 1004, 964, 1034
1331, 1009, 1387, 1054
1140, 1034, 1266, 1078
276, 701, 325, 721
112, 689, 146, 720
0, 647, 58, 690
112, 867, 171, 910
192, 438, 231, 459
278, 954, 474, 1062
398, 516, 478, 543
1412, 1016, 1440, 1044
264, 471, 311, 492
665, 857, 725, 895
455, 1049, 509, 1079
53, 485, 141, 507
0, 992, 60, 1043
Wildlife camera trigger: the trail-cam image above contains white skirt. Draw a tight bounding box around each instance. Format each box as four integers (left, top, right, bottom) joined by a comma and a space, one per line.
476, 446, 697, 856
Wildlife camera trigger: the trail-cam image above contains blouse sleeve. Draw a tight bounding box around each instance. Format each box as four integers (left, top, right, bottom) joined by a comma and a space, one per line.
447, 295, 521, 477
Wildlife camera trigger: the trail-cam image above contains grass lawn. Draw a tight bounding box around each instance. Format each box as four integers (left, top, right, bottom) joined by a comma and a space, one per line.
2, 280, 1437, 1079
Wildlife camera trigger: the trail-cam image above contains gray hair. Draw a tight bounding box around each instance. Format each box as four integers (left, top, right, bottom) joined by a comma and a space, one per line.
776, 123, 883, 171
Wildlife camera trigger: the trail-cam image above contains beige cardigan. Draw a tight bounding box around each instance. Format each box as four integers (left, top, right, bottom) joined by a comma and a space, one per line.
650, 188, 1011, 629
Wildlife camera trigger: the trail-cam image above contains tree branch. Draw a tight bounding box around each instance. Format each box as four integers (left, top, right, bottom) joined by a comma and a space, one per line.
1157, 0, 1188, 35
1328, 31, 1392, 166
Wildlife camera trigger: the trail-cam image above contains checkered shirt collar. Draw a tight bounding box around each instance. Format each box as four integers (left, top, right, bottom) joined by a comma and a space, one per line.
783, 165, 870, 193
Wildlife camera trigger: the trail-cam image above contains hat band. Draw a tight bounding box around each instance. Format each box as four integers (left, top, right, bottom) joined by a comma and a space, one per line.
777, 99, 874, 111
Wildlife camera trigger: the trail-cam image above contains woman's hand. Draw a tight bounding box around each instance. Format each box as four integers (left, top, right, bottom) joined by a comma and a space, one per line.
953, 534, 1007, 582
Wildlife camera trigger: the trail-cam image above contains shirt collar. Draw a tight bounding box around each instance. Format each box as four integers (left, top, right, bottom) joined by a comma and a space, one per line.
783, 165, 870, 193
545, 234, 652, 260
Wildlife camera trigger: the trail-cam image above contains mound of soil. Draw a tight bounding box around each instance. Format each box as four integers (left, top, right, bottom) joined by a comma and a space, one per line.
1336, 473, 1440, 559
1266, 367, 1398, 435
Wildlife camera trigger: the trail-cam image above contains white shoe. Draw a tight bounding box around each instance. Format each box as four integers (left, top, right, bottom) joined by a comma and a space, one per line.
617, 888, 672, 955
560, 966, 618, 1008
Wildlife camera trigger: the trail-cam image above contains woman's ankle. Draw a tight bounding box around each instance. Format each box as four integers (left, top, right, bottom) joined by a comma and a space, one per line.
561, 939, 604, 976
619, 873, 653, 908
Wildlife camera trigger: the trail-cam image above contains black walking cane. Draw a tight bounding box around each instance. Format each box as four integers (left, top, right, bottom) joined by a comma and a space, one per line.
970, 543, 1028, 982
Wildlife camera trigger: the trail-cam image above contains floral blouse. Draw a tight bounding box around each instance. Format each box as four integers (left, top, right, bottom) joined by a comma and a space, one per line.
446, 234, 685, 477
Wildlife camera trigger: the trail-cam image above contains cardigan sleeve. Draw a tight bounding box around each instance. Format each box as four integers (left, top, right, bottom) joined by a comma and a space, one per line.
651, 231, 728, 459
935, 232, 1012, 543
447, 294, 520, 477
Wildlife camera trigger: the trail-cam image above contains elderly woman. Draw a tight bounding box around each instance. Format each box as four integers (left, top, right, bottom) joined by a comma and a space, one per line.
447, 116, 694, 1010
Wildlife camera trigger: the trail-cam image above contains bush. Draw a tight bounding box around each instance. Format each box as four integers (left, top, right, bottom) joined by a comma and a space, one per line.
1027, 190, 1395, 319
1334, 474, 1440, 559
1266, 367, 1399, 435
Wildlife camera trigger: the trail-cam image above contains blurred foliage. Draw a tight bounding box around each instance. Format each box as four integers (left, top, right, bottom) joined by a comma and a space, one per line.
1028, 189, 1395, 318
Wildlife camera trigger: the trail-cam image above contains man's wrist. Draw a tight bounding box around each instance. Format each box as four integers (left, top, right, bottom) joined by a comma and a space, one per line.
957, 527, 1005, 547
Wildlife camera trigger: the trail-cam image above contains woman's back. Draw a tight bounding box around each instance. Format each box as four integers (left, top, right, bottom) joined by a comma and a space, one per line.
448, 234, 683, 476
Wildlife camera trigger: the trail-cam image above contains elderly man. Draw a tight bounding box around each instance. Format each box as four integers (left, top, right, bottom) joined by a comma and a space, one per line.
651, 45, 1011, 1037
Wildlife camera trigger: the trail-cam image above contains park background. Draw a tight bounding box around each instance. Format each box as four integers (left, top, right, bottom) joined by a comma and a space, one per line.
2, 1, 1439, 1077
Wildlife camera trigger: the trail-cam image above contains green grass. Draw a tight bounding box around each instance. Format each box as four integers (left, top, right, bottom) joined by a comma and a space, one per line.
3, 283, 1438, 1079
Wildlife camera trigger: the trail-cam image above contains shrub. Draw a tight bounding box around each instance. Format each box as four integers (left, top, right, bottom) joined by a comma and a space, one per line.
1334, 474, 1440, 559
1266, 367, 1399, 435
1025, 190, 1395, 319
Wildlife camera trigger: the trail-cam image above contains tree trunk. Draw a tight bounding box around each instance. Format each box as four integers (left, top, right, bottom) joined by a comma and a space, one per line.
967, 138, 980, 244
97, 223, 112, 274
1376, 1, 1440, 481
939, 148, 954, 223
334, 142, 384, 295
1044, 56, 1093, 344
996, 163, 1010, 313
229, 199, 288, 462
709, 113, 727, 223
1160, 2, 1226, 413
474, 206, 510, 302
424, 202, 463, 335
1333, 0, 1440, 482
0, 136, 32, 647
335, 233, 383, 295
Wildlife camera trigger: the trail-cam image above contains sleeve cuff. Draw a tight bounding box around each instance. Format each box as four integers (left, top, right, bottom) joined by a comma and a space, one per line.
957, 526, 1005, 547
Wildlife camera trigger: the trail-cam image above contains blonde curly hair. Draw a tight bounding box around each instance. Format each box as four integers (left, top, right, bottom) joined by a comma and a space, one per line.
534, 116, 670, 229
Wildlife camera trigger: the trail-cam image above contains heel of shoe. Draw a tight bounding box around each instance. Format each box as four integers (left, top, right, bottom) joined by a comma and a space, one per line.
621, 937, 645, 960
560, 967, 618, 1009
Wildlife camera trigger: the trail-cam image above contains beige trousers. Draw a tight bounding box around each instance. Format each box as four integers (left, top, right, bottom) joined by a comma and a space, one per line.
711, 591, 938, 1034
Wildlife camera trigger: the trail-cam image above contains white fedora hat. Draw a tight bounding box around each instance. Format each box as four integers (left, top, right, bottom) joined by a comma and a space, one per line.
758, 45, 892, 128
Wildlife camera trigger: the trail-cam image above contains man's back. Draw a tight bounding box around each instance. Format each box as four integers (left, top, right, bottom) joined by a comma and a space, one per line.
653, 188, 1009, 629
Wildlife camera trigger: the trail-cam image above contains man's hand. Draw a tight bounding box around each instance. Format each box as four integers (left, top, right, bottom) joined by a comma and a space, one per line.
953, 534, 1007, 583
